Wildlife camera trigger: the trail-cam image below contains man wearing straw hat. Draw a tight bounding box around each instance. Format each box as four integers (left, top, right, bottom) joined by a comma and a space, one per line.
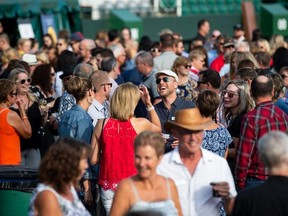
157, 108, 237, 216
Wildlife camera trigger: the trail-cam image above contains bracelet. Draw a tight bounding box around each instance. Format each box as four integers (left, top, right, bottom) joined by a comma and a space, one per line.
22, 116, 28, 120
146, 106, 155, 112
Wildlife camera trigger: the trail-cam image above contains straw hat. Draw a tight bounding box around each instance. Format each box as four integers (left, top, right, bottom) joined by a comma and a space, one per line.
164, 108, 213, 133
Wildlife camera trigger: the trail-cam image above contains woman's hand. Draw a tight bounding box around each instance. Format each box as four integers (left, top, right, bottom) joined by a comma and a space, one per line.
139, 85, 152, 107
16, 98, 26, 112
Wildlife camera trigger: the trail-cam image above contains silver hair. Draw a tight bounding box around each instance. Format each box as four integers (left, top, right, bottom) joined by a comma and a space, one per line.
258, 131, 288, 170
73, 63, 93, 78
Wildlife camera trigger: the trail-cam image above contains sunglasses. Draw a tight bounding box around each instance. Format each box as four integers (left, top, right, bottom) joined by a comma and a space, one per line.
151, 48, 159, 53
56, 43, 63, 46
197, 81, 207, 85
184, 65, 192, 69
51, 73, 55, 76
100, 83, 112, 87
10, 92, 17, 96
156, 77, 171, 85
16, 78, 31, 85
222, 90, 239, 98
281, 74, 288, 79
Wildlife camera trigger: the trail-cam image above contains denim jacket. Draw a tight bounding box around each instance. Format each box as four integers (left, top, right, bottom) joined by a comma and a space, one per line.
59, 104, 94, 179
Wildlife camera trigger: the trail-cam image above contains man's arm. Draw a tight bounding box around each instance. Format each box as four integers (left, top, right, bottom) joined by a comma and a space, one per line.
235, 116, 256, 189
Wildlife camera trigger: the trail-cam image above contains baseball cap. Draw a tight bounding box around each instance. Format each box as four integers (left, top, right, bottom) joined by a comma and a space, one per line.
155, 70, 179, 82
233, 24, 244, 31
70, 32, 84, 42
22, 54, 38, 66
223, 37, 235, 48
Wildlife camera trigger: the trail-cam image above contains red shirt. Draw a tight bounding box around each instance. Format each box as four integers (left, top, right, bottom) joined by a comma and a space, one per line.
98, 118, 137, 191
210, 54, 224, 72
235, 101, 288, 189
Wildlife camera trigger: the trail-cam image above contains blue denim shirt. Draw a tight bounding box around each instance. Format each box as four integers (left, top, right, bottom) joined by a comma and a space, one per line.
59, 104, 94, 179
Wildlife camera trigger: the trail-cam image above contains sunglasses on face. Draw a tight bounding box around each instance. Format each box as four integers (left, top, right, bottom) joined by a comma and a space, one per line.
10, 92, 17, 97
100, 83, 112, 88
16, 78, 31, 85
156, 77, 171, 85
184, 65, 192, 69
51, 73, 55, 77
151, 48, 159, 53
281, 74, 288, 79
221, 90, 239, 99
56, 43, 63, 46
197, 81, 207, 85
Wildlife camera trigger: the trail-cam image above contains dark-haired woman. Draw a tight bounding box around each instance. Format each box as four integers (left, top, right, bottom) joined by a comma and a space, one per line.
28, 137, 91, 216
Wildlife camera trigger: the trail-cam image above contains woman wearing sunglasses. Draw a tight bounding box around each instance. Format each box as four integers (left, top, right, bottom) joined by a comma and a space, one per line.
0, 79, 32, 165
8, 68, 44, 168
171, 56, 198, 102
220, 80, 255, 173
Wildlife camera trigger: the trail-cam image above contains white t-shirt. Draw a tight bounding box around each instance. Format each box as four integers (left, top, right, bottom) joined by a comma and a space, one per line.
157, 147, 237, 216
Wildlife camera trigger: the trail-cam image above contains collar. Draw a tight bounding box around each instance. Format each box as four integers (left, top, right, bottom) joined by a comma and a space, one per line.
169, 147, 213, 165
91, 99, 104, 111
256, 100, 273, 107
160, 97, 182, 109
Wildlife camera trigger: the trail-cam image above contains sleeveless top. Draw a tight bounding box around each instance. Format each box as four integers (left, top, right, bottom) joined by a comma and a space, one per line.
0, 108, 21, 165
98, 118, 138, 191
28, 183, 91, 216
129, 178, 178, 216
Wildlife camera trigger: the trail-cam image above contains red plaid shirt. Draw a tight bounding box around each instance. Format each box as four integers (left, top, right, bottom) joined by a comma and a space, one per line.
235, 101, 288, 189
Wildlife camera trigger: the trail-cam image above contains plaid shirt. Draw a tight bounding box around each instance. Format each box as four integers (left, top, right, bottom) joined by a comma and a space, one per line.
235, 101, 288, 189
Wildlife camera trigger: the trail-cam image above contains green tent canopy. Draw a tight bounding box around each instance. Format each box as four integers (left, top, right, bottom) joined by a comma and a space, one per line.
0, 0, 80, 18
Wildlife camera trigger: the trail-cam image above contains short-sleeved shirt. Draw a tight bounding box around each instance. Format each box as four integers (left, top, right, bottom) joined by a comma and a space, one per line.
157, 147, 237, 216
155, 97, 195, 152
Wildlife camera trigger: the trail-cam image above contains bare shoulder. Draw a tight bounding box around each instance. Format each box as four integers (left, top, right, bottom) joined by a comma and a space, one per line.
34, 189, 58, 205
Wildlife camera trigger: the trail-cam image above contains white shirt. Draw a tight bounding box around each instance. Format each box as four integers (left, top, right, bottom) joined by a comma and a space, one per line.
157, 147, 237, 216
54, 71, 63, 98
88, 99, 107, 126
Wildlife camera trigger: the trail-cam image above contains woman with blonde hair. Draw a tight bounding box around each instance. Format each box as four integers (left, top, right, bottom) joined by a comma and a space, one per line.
172, 56, 198, 101
110, 131, 182, 216
257, 38, 271, 54
269, 34, 287, 56
91, 82, 161, 215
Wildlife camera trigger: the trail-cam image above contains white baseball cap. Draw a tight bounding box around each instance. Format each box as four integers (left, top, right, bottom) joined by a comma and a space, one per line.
155, 69, 179, 82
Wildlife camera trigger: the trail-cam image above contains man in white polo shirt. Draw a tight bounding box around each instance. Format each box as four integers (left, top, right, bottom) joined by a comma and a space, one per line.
157, 108, 236, 216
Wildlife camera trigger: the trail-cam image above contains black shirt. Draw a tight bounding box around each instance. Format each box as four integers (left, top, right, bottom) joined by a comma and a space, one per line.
232, 176, 288, 216
155, 97, 195, 153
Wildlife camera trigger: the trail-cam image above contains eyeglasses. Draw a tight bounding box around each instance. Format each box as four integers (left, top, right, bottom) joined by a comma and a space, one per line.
225, 45, 235, 49
281, 74, 288, 79
221, 90, 239, 98
197, 81, 207, 85
184, 65, 192, 69
10, 92, 17, 97
50, 73, 55, 77
151, 48, 159, 53
56, 43, 63, 46
156, 77, 171, 85
100, 83, 112, 87
16, 78, 31, 84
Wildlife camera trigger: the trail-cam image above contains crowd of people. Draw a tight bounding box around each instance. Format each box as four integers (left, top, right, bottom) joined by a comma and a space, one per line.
0, 18, 288, 216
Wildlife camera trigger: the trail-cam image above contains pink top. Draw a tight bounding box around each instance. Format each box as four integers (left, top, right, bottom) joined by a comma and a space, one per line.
98, 118, 138, 191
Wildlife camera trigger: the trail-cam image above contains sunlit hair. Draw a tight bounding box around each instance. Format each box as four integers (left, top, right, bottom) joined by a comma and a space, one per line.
7, 67, 36, 102
221, 80, 255, 118
0, 79, 15, 103
38, 137, 91, 194
258, 38, 271, 54
269, 34, 286, 56
171, 56, 190, 76
89, 70, 109, 92
1, 48, 19, 66
134, 131, 165, 158
196, 90, 220, 118
258, 131, 288, 170
66, 76, 92, 102
110, 82, 140, 121
235, 51, 259, 70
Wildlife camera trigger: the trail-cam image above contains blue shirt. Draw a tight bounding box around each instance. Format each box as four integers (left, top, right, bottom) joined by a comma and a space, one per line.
155, 97, 195, 152
59, 105, 94, 144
